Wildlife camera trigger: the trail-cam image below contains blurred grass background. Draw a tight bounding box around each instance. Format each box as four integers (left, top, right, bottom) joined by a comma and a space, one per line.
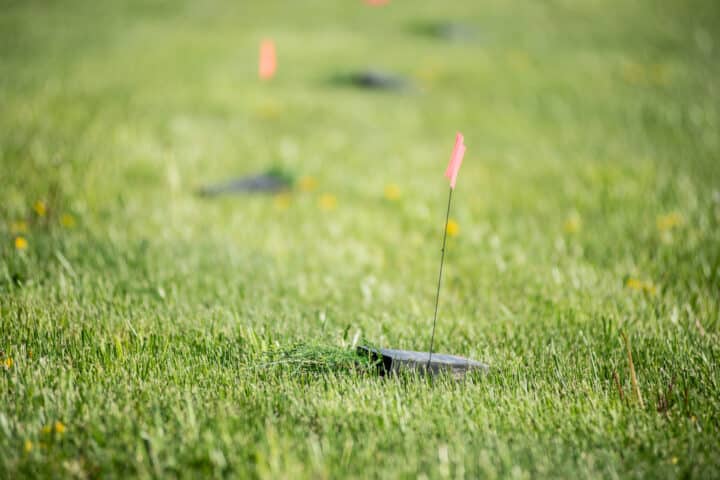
1, 0, 719, 477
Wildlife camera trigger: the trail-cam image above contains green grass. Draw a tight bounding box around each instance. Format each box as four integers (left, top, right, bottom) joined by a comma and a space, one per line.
2, 0, 720, 477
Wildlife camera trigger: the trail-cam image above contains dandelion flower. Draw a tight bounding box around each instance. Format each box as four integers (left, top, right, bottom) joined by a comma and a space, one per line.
3, 357, 12, 368
626, 278, 644, 291
298, 176, 317, 192
563, 214, 581, 234
256, 102, 282, 119
446, 219, 459, 237
657, 212, 683, 232
626, 278, 657, 295
274, 193, 291, 210
10, 221, 28, 234
319, 193, 337, 211
14, 237, 27, 251
54, 421, 66, 434
24, 439, 33, 453
384, 184, 401, 201
622, 62, 645, 84
508, 50, 530, 70
60, 213, 76, 228
33, 201, 47, 217
416, 66, 440, 85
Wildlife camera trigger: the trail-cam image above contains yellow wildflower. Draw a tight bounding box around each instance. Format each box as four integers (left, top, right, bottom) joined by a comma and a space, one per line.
671, 457, 678, 465
10, 221, 28, 234
42, 425, 52, 435
622, 62, 645, 84
256, 102, 282, 119
384, 184, 401, 201
508, 50, 530, 70
15, 236, 28, 251
298, 176, 317, 192
33, 201, 47, 217
54, 421, 66, 434
626, 278, 657, 295
3, 357, 12, 368
446, 219, 459, 237
24, 439, 33, 453
657, 212, 683, 232
319, 193, 337, 211
416, 66, 440, 84
563, 214, 581, 234
60, 213, 76, 228
274, 193, 291, 210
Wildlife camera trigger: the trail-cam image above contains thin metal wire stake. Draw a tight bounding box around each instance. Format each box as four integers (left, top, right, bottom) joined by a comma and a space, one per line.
428, 187, 453, 369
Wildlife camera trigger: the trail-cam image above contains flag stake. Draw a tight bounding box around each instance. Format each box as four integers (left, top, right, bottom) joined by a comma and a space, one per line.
427, 187, 453, 368
358, 132, 488, 379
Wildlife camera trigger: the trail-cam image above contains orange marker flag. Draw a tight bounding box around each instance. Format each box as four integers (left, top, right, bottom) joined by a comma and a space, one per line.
444, 132, 466, 189
259, 39, 276, 80
427, 131, 467, 367
365, 0, 390, 5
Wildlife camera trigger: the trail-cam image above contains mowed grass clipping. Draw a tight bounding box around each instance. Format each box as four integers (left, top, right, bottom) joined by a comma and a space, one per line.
1, 0, 720, 478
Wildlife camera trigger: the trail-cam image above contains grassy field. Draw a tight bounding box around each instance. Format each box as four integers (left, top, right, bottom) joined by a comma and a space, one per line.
2, 0, 720, 477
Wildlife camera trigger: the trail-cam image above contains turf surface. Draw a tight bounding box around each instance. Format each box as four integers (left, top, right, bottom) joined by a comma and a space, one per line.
1, 0, 719, 478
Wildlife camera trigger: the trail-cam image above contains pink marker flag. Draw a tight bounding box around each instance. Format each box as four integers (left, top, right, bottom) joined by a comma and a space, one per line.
259, 39, 276, 80
365, 0, 390, 5
444, 132, 466, 189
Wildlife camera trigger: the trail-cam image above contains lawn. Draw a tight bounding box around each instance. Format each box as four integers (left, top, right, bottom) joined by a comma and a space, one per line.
1, 0, 719, 478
